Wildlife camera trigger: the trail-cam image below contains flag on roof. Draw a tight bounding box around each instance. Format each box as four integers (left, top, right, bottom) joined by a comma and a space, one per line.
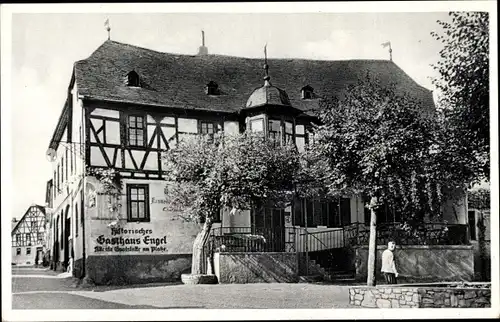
381, 41, 391, 48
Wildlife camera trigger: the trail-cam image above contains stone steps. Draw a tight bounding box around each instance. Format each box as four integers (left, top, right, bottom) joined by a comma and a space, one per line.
301, 258, 356, 284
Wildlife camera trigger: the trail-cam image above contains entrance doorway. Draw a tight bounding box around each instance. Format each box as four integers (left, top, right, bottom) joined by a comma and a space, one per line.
64, 217, 70, 270
252, 206, 286, 252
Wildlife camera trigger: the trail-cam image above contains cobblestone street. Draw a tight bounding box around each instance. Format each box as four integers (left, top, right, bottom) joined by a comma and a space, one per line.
11, 268, 357, 309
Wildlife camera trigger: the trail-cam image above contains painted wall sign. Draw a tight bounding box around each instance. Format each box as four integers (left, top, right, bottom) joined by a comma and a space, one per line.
151, 197, 170, 211
94, 226, 168, 253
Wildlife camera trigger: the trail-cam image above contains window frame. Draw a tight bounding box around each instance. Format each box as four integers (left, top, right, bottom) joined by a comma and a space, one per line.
26, 247, 31, 255
16, 248, 21, 256
199, 120, 220, 142
249, 118, 265, 133
126, 184, 150, 222
206, 81, 220, 96
127, 71, 140, 87
293, 197, 350, 228
268, 119, 282, 144
284, 121, 294, 145
127, 115, 147, 147
301, 86, 314, 99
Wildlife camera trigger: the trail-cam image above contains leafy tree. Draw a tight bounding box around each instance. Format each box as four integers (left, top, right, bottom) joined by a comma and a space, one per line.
431, 12, 490, 183
468, 188, 490, 211
311, 77, 444, 286
163, 133, 303, 275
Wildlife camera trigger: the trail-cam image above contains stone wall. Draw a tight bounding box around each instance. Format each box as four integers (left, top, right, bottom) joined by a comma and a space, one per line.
355, 245, 474, 282
472, 240, 491, 281
214, 252, 299, 284
349, 284, 491, 308
86, 254, 191, 285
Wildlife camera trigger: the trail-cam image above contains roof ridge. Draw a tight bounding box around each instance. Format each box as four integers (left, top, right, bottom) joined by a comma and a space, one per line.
87, 39, 395, 63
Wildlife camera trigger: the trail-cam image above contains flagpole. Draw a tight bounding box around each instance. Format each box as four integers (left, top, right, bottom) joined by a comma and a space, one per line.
105, 19, 111, 41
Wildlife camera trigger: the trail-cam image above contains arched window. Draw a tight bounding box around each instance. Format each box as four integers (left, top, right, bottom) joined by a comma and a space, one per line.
127, 71, 140, 87
301, 85, 314, 99
205, 81, 220, 95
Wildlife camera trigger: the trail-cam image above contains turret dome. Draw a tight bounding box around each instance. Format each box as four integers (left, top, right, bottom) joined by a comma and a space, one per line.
245, 76, 291, 108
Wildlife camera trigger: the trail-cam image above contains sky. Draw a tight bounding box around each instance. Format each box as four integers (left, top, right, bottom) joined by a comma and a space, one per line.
0, 6, 485, 220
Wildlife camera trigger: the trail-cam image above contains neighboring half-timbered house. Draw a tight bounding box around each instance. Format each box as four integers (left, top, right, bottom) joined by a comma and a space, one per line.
11, 205, 47, 266
46, 39, 468, 284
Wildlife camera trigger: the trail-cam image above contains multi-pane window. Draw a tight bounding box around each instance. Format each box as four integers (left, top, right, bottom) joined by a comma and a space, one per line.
284, 121, 294, 144
26, 247, 31, 255
128, 116, 145, 147
200, 121, 219, 142
364, 202, 401, 224
16, 248, 21, 256
127, 184, 150, 222
16, 234, 21, 245
37, 233, 44, 244
26, 233, 31, 246
293, 197, 351, 228
268, 119, 281, 143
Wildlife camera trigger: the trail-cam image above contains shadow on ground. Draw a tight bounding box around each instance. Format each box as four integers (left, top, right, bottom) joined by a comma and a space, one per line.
12, 293, 205, 310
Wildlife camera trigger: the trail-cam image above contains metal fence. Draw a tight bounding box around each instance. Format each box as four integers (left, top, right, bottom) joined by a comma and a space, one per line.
343, 222, 470, 247
200, 226, 297, 274
200, 222, 470, 274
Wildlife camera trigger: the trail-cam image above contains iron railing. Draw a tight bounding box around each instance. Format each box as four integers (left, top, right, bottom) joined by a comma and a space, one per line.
200, 222, 469, 274
209, 227, 296, 253
343, 222, 470, 247
298, 229, 344, 252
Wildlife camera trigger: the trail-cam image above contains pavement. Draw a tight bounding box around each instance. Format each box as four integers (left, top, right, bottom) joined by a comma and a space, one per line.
10, 267, 358, 310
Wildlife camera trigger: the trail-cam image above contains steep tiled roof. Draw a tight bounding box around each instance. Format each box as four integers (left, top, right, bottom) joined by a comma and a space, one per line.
11, 205, 46, 235
74, 40, 434, 114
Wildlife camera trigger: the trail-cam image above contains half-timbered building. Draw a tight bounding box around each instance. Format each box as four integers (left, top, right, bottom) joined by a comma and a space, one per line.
46, 38, 470, 284
11, 205, 47, 266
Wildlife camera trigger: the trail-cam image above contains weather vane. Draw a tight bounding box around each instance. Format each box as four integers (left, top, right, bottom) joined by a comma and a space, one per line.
381, 41, 392, 61
264, 43, 269, 78
104, 18, 111, 40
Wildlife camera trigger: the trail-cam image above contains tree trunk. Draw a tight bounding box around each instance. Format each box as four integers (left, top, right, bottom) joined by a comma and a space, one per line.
367, 196, 378, 287
191, 218, 213, 275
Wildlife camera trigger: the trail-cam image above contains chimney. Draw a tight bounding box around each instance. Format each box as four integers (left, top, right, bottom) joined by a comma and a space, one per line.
198, 30, 208, 55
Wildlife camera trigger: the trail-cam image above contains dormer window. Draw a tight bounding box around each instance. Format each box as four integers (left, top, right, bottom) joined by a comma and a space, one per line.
205, 81, 220, 96
127, 71, 140, 87
301, 85, 314, 99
